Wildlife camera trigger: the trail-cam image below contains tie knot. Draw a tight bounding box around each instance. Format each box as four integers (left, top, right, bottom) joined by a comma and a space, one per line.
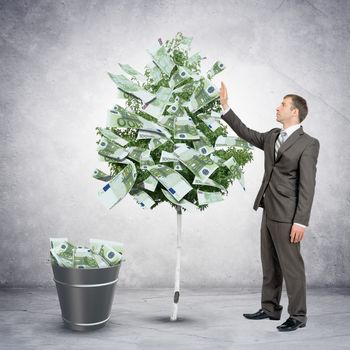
280, 131, 287, 140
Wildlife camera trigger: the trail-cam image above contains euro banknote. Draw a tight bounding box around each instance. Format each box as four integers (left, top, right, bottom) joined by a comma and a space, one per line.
107, 105, 171, 139
137, 175, 158, 192
161, 189, 197, 211
130, 188, 155, 209
197, 113, 222, 132
93, 168, 112, 182
142, 86, 173, 120
186, 78, 219, 113
108, 73, 156, 104
118, 63, 147, 82
215, 136, 253, 150
207, 60, 225, 79
148, 164, 192, 201
97, 137, 129, 161
140, 150, 155, 170
147, 44, 176, 76
192, 130, 215, 155
173, 146, 218, 180
192, 176, 226, 192
97, 160, 137, 209
146, 62, 163, 85
169, 66, 193, 88
197, 190, 224, 205
174, 116, 200, 140
96, 127, 129, 147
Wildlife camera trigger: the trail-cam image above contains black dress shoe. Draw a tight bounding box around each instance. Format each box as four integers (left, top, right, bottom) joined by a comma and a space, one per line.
243, 309, 280, 320
277, 317, 306, 332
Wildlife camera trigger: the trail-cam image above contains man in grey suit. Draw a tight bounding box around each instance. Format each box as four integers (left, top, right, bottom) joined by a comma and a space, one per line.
219, 82, 320, 332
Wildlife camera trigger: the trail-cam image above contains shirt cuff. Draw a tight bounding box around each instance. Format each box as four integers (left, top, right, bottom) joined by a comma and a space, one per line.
221, 106, 231, 116
294, 222, 306, 228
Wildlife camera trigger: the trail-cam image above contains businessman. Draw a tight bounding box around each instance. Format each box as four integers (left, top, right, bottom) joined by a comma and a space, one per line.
219, 82, 320, 332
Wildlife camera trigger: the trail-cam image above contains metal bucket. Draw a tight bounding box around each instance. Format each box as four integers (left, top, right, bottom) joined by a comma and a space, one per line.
52, 263, 121, 331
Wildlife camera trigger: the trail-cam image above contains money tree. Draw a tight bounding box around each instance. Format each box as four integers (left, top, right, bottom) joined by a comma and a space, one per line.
93, 32, 253, 321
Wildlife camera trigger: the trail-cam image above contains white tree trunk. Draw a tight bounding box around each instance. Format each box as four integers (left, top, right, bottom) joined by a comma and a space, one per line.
170, 205, 182, 321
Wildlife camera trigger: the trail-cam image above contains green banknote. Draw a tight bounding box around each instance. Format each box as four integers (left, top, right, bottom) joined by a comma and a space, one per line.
91, 243, 122, 266
193, 130, 215, 155
197, 190, 224, 205
223, 157, 246, 190
161, 189, 197, 211
142, 86, 173, 120
97, 160, 137, 209
215, 136, 253, 150
167, 100, 188, 118
188, 52, 203, 65
140, 150, 155, 170
93, 168, 112, 182
118, 63, 146, 82
192, 176, 226, 192
178, 35, 193, 51
50, 237, 68, 249
173, 80, 200, 94
50, 240, 75, 268
74, 247, 99, 269
137, 129, 164, 140
169, 66, 193, 88
137, 175, 158, 192
108, 105, 171, 139
126, 146, 148, 163
96, 127, 129, 147
197, 113, 222, 132
130, 188, 155, 209
93, 253, 110, 268
173, 161, 183, 171
146, 62, 163, 85
173, 146, 219, 180
147, 44, 176, 76
210, 153, 226, 166
160, 151, 179, 163
186, 78, 220, 113
148, 164, 192, 201
97, 137, 129, 161
211, 111, 222, 119
148, 137, 168, 151
108, 73, 156, 104
90, 238, 124, 255
174, 116, 200, 140
207, 60, 226, 79
158, 114, 176, 131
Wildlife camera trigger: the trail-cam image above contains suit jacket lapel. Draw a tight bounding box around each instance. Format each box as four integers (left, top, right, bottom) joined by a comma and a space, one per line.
275, 126, 304, 162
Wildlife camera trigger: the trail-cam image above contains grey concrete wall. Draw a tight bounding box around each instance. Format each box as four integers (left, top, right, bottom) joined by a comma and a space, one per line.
1, 0, 349, 288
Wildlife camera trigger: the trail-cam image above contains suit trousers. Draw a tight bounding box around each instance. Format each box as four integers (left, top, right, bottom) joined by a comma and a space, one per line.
260, 210, 307, 323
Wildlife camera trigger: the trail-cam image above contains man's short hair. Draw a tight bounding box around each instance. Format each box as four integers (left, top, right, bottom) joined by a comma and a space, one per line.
284, 94, 308, 122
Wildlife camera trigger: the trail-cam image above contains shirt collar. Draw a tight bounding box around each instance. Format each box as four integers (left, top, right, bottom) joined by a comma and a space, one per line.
281, 124, 301, 138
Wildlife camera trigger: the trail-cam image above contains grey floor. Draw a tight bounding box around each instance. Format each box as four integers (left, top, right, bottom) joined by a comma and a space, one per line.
0, 287, 349, 350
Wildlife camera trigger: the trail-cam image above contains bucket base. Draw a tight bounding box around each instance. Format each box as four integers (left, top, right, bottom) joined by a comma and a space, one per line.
62, 315, 110, 332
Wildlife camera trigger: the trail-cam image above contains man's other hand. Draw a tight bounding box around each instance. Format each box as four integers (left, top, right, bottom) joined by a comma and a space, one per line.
290, 224, 305, 243
220, 81, 229, 110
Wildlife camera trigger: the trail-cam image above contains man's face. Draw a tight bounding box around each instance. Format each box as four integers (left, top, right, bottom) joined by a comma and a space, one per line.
276, 97, 298, 124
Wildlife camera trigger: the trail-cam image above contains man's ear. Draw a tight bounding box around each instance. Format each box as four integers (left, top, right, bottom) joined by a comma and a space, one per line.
292, 107, 299, 119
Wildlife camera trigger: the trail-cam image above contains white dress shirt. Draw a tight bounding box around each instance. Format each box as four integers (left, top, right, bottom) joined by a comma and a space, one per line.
221, 106, 306, 229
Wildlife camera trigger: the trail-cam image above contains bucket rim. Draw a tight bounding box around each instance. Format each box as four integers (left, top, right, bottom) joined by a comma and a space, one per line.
51, 262, 122, 271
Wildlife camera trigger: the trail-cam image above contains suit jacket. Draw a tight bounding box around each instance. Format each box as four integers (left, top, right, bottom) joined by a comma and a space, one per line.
222, 108, 320, 226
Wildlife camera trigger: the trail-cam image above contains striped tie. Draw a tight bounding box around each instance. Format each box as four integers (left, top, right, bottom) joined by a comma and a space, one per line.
275, 131, 287, 159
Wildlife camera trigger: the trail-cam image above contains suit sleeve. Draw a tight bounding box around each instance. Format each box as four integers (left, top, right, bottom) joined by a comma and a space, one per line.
221, 108, 268, 150
293, 139, 320, 226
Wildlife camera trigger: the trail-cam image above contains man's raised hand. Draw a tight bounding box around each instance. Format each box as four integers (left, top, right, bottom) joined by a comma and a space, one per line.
220, 81, 229, 110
